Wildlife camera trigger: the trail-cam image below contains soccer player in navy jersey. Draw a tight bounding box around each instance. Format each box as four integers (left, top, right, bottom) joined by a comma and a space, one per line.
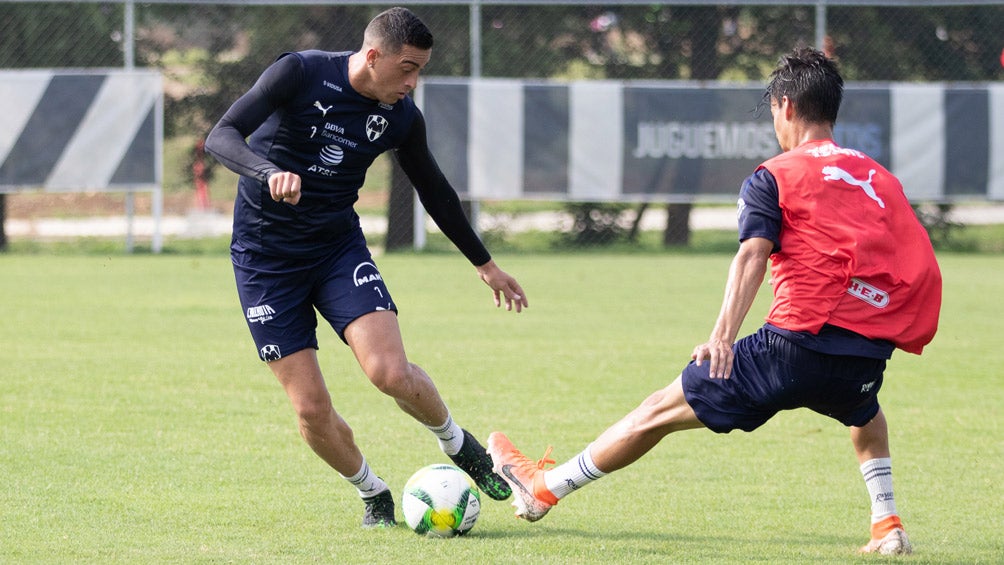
489, 48, 941, 556
205, 7, 525, 528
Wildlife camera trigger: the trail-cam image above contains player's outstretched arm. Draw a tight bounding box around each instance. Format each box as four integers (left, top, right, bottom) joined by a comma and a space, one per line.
476, 259, 528, 313
395, 111, 527, 313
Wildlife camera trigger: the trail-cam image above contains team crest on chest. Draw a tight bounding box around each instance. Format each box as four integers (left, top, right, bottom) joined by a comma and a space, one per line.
366, 114, 389, 141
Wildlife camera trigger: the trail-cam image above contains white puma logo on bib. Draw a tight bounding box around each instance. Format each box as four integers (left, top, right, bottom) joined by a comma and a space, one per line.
822, 166, 885, 209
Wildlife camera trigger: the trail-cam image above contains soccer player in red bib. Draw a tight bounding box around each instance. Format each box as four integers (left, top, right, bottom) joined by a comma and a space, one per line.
489, 47, 941, 556
206, 7, 525, 528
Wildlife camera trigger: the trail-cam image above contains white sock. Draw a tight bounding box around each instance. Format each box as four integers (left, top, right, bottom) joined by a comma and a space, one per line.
427, 413, 464, 456
860, 457, 897, 522
544, 444, 607, 500
340, 458, 389, 499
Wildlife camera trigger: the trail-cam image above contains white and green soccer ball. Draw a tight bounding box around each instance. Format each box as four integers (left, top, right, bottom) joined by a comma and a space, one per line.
402, 464, 481, 537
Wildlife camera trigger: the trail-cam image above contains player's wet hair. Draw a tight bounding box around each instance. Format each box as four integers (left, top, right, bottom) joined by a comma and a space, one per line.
761, 47, 843, 125
364, 7, 434, 53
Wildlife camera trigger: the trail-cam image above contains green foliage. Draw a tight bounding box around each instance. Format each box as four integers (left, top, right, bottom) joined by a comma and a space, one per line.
4, 3, 1002, 83
117, 3, 1004, 146
0, 252, 1000, 563
6, 3, 999, 220
0, 3, 124, 68
830, 6, 1004, 81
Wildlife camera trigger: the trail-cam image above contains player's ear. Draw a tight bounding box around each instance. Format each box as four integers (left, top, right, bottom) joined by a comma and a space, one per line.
781, 96, 796, 119
365, 48, 380, 69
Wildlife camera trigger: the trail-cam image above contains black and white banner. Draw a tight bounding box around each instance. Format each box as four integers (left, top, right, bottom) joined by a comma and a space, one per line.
419, 79, 1004, 202
0, 70, 162, 192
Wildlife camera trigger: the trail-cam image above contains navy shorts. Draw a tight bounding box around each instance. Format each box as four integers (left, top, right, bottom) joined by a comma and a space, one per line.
231, 229, 397, 362
681, 326, 885, 433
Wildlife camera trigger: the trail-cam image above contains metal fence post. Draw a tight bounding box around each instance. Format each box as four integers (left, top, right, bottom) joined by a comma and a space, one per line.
815, 0, 827, 51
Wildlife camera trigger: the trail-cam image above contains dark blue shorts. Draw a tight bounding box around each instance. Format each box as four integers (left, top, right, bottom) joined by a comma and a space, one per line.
231, 229, 397, 361
681, 326, 885, 433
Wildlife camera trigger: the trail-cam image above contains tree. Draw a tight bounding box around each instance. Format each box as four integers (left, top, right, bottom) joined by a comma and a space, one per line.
0, 4, 123, 68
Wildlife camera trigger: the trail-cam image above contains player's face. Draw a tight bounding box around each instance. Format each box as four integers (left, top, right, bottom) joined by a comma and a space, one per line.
369, 45, 431, 104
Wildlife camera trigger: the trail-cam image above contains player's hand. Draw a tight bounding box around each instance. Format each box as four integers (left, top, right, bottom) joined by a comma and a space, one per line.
268, 171, 302, 205
691, 338, 734, 379
476, 260, 528, 313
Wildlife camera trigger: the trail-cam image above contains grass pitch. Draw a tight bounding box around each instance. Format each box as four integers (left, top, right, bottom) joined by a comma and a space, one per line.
0, 251, 1000, 563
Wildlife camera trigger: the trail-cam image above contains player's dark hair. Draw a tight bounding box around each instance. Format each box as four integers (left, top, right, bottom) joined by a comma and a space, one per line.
365, 7, 434, 53
761, 47, 843, 125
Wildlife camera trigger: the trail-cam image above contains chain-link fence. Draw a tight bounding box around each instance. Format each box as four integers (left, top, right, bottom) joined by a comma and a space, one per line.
2, 1, 1003, 249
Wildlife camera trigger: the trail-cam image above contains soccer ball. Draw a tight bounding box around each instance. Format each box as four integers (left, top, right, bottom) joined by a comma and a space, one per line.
402, 464, 481, 537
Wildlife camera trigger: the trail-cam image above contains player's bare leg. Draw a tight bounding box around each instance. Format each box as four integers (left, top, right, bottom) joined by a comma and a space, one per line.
345, 310, 448, 426
269, 348, 395, 527
590, 376, 705, 472
346, 310, 512, 500
269, 348, 364, 476
852, 409, 912, 555
850, 408, 890, 463
489, 376, 705, 521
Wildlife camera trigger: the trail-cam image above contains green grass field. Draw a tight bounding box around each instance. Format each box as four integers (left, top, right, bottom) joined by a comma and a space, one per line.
1, 251, 1001, 563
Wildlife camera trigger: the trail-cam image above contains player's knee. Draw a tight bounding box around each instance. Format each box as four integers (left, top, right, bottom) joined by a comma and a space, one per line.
366, 359, 414, 396
293, 394, 335, 428
627, 386, 695, 435
637, 387, 673, 415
